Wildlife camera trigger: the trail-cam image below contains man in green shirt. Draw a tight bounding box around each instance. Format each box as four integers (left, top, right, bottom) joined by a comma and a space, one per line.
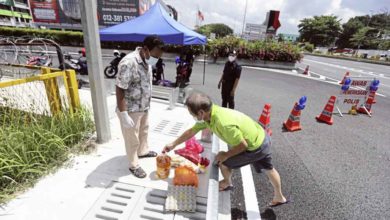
163, 92, 288, 207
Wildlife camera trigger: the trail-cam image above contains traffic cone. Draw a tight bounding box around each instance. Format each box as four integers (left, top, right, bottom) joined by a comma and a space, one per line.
303, 65, 309, 75
283, 103, 302, 132
358, 91, 375, 114
258, 104, 272, 136
339, 71, 350, 85
316, 96, 336, 125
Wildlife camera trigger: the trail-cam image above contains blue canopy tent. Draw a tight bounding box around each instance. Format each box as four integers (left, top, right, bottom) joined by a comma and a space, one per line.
99, 2, 207, 45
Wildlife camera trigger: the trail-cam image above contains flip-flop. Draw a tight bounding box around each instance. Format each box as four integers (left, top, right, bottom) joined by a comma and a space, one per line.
219, 185, 234, 192
268, 199, 291, 208
139, 151, 157, 158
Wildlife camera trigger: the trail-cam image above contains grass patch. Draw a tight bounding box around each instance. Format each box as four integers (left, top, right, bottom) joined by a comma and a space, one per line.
0, 106, 95, 204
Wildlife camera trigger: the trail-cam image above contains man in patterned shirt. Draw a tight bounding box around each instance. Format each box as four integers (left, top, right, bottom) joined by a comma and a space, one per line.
116, 35, 164, 178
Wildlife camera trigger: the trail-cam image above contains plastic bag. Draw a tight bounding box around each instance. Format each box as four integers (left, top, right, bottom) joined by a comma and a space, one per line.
185, 137, 204, 154
174, 148, 200, 165
173, 166, 199, 187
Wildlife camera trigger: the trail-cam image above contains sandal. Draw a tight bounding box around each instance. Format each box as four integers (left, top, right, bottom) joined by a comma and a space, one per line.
129, 166, 147, 178
139, 151, 157, 158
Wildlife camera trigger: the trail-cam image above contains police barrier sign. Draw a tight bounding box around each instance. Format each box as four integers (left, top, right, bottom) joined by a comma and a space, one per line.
336, 77, 373, 113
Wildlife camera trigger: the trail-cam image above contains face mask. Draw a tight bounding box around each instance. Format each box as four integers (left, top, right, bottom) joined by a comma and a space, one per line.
228, 56, 236, 62
146, 56, 158, 66
193, 112, 205, 123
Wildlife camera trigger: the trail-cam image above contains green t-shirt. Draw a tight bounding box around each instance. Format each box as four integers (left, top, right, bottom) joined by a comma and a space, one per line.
191, 105, 265, 151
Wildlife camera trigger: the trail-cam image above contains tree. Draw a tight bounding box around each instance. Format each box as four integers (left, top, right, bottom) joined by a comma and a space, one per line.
298, 15, 342, 47
337, 16, 366, 48
196, 23, 233, 38
350, 27, 379, 49
338, 12, 390, 49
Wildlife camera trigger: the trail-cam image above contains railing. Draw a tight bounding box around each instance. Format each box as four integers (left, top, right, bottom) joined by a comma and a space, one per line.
0, 64, 80, 115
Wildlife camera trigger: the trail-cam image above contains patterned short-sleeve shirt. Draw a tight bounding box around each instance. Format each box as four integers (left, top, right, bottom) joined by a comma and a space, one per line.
116, 47, 152, 112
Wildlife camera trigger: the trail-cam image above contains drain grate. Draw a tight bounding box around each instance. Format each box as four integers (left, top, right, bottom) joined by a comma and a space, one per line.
84, 182, 208, 220
152, 120, 187, 137
83, 182, 144, 220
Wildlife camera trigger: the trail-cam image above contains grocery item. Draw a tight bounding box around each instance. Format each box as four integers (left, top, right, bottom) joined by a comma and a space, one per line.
156, 153, 171, 179
173, 166, 199, 187
174, 148, 200, 165
185, 137, 204, 154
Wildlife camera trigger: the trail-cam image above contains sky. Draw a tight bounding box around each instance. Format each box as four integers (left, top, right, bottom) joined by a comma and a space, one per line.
162, 0, 390, 35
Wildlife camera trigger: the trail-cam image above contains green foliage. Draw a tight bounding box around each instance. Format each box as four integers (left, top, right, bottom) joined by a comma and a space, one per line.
196, 23, 233, 38
298, 15, 342, 47
303, 43, 314, 52
0, 27, 84, 46
208, 36, 302, 62
0, 107, 94, 204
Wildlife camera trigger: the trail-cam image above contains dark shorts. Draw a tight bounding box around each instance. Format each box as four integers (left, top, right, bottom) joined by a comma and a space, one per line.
222, 135, 273, 173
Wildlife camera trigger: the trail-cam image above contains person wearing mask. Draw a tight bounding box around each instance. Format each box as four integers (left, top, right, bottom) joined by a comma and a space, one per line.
163, 92, 289, 207
116, 35, 164, 178
218, 51, 241, 109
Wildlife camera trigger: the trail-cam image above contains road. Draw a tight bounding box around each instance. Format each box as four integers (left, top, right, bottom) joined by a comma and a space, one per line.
94, 57, 390, 220
12, 51, 389, 219
297, 55, 390, 97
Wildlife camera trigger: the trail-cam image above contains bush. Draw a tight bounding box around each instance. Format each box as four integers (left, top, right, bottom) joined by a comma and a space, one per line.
303, 43, 314, 53
0, 106, 94, 204
208, 36, 303, 62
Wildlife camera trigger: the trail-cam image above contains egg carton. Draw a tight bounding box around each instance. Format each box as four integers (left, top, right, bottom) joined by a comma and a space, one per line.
165, 185, 197, 212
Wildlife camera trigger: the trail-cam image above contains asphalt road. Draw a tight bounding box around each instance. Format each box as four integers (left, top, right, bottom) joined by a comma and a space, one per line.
14, 51, 390, 219
297, 55, 390, 98
94, 58, 389, 220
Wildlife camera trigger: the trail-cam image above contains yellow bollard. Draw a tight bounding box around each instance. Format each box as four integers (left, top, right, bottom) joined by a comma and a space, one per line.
42, 67, 62, 115
65, 69, 81, 111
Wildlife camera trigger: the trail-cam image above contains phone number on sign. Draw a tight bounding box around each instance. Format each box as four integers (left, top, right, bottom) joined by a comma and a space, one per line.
102, 14, 134, 22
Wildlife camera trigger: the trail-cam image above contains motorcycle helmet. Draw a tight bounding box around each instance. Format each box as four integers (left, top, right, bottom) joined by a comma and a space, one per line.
113, 50, 120, 56
79, 48, 86, 57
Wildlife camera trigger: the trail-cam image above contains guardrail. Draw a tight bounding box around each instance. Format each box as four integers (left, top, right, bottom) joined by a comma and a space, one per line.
152, 86, 178, 110
0, 64, 80, 115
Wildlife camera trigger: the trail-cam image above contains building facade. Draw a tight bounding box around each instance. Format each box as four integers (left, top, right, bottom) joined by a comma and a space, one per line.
0, 0, 32, 27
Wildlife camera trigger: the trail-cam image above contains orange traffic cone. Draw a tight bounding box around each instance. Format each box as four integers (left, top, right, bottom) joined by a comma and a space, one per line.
339, 72, 350, 85
316, 96, 336, 125
303, 65, 309, 75
258, 104, 272, 136
358, 91, 375, 114
283, 103, 302, 132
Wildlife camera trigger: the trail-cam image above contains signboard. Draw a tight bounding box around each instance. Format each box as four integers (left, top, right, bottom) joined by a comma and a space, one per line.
30, 0, 60, 23
29, 0, 153, 28
336, 77, 373, 113
97, 0, 138, 26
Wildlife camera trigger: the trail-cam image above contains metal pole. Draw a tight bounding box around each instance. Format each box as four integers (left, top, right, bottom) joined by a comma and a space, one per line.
79, 0, 111, 143
241, 0, 248, 36
203, 45, 206, 85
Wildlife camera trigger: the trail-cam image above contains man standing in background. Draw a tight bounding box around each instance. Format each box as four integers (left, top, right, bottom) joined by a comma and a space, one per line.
218, 50, 241, 109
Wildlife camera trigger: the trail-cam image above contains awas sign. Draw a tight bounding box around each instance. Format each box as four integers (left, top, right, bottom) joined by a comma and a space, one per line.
336, 77, 373, 113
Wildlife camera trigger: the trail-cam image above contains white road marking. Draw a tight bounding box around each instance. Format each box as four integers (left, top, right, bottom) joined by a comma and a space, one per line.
240, 165, 261, 220
303, 58, 390, 80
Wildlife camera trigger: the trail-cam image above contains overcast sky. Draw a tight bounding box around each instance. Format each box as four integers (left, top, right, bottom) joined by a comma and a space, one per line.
162, 0, 390, 35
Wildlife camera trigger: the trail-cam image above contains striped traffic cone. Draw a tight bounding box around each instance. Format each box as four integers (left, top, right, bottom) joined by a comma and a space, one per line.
358, 91, 375, 114
316, 96, 336, 125
303, 65, 310, 75
258, 104, 272, 136
283, 103, 302, 132
339, 72, 350, 85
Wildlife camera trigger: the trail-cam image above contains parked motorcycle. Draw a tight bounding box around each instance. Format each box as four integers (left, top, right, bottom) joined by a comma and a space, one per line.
26, 54, 52, 67
104, 50, 126, 78
175, 56, 190, 88
62, 49, 88, 88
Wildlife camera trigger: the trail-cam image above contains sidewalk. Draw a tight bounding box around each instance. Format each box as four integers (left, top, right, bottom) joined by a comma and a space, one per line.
0, 90, 230, 220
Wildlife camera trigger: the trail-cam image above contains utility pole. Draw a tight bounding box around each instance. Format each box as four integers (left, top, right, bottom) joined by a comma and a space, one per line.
241, 0, 248, 36
79, 0, 111, 143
